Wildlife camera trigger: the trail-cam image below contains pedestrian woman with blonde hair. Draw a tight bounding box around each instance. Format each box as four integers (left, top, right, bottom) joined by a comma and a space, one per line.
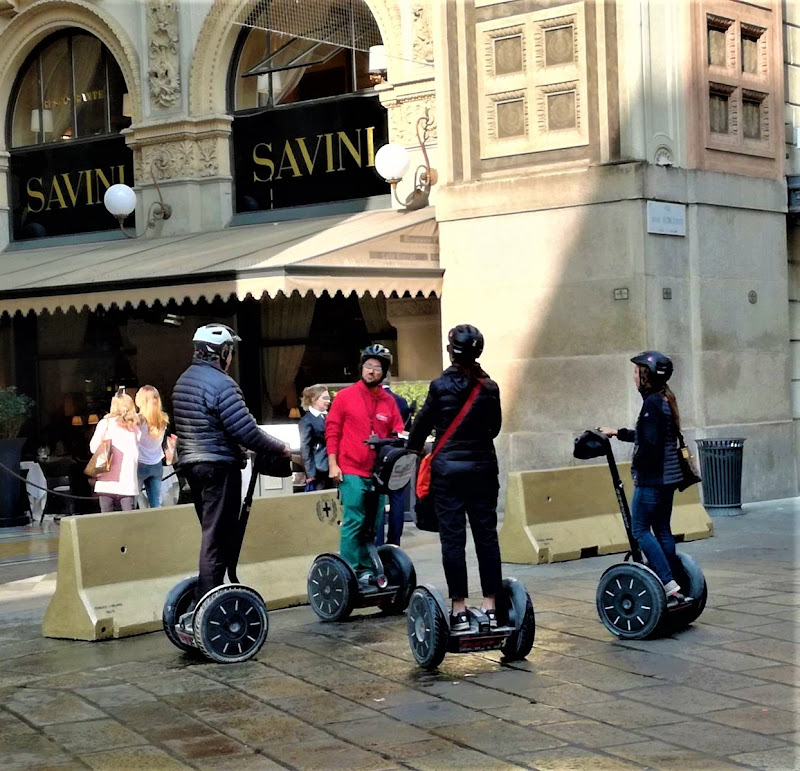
299, 384, 333, 490
89, 390, 141, 512
135, 385, 169, 508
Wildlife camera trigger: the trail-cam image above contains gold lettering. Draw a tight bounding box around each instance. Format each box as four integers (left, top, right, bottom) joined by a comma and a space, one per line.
94, 168, 112, 203
365, 126, 376, 167
276, 140, 301, 179
85, 170, 94, 204
252, 143, 274, 182
296, 135, 325, 175
60, 171, 84, 207
324, 133, 335, 172
116, 165, 125, 184
337, 130, 362, 170
26, 178, 45, 213
46, 177, 67, 210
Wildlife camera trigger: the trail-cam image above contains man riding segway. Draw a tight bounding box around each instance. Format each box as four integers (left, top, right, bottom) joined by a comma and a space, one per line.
171, 323, 290, 629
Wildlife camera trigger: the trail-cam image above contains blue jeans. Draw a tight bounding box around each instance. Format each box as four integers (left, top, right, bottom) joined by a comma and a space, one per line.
631, 485, 677, 584
375, 487, 406, 546
138, 462, 163, 508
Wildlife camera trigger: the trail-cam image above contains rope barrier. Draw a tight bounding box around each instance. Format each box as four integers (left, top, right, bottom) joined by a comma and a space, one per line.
0, 461, 178, 502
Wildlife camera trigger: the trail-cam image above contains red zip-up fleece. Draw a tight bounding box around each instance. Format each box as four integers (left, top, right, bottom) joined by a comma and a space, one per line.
325, 380, 404, 477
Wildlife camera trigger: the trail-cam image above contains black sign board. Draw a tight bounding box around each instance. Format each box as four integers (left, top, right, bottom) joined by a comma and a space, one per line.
9, 135, 134, 241
232, 93, 389, 213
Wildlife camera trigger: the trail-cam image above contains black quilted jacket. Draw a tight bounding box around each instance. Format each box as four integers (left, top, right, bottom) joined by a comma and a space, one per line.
407, 364, 501, 476
172, 359, 285, 467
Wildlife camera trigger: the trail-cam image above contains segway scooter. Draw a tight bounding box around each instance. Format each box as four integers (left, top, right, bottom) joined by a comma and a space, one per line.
308, 436, 417, 621
162, 452, 285, 662
573, 430, 708, 639
407, 578, 536, 670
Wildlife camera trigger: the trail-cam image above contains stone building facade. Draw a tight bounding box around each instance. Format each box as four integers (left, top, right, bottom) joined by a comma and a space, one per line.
0, 0, 794, 503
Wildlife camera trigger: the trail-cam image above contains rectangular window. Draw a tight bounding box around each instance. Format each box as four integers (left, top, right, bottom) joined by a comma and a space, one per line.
707, 24, 728, 67
741, 27, 763, 74
73, 36, 107, 138
709, 91, 729, 133
742, 99, 760, 138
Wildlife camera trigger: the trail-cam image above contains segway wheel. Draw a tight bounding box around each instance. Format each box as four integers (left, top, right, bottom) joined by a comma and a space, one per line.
308, 554, 356, 622
162, 576, 200, 653
377, 545, 416, 616
406, 587, 448, 670
499, 577, 536, 661
596, 564, 665, 639
193, 585, 268, 664
666, 552, 708, 631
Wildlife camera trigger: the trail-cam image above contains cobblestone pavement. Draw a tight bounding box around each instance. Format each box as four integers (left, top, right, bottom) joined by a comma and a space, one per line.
0, 499, 796, 770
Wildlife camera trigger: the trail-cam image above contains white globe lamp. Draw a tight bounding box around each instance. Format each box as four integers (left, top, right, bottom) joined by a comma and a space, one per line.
375, 143, 410, 184
103, 184, 137, 219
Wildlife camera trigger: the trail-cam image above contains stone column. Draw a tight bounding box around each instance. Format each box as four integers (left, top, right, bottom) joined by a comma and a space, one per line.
386, 297, 442, 381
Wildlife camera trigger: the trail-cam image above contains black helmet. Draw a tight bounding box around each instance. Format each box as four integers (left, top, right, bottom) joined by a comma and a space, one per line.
631, 350, 673, 381
448, 324, 484, 362
360, 343, 393, 380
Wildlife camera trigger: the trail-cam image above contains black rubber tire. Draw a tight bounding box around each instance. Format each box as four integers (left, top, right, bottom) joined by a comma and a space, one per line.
666, 552, 708, 631
406, 587, 448, 670
377, 545, 417, 616
308, 555, 357, 622
162, 576, 199, 653
596, 564, 666, 639
193, 585, 268, 663
499, 577, 536, 661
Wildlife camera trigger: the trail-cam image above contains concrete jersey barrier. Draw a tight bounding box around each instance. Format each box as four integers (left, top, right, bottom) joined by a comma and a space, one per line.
42, 490, 341, 641
498, 462, 713, 565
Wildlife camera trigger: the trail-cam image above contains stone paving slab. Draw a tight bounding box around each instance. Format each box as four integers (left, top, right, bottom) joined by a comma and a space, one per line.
0, 498, 796, 769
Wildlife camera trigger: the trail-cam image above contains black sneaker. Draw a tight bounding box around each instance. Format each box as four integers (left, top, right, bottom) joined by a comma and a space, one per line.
482, 608, 498, 629
450, 611, 470, 632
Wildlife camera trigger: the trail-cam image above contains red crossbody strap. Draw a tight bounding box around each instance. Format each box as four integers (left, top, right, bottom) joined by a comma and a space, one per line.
431, 379, 484, 459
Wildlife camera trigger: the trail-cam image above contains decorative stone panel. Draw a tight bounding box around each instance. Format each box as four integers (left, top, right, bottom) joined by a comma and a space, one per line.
147, 0, 181, 109
476, 3, 588, 159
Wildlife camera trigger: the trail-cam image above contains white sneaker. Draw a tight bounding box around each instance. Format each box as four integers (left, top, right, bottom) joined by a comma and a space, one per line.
663, 580, 681, 597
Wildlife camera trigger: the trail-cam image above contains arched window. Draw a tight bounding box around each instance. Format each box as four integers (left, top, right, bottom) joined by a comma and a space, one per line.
9, 30, 130, 148
229, 1, 381, 113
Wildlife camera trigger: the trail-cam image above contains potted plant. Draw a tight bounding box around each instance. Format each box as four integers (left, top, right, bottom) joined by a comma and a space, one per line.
0, 386, 36, 526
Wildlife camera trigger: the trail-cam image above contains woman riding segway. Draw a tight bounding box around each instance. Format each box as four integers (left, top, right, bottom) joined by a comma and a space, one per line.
405, 325, 534, 668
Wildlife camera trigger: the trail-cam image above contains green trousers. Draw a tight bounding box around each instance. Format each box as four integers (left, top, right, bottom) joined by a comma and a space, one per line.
339, 474, 385, 577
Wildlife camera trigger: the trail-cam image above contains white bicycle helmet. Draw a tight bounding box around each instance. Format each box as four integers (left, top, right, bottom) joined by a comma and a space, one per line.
192, 323, 241, 355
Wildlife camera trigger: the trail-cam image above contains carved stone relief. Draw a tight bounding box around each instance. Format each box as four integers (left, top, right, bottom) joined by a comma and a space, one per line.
412, 1, 434, 65
136, 139, 219, 181
147, 0, 180, 109
388, 97, 437, 146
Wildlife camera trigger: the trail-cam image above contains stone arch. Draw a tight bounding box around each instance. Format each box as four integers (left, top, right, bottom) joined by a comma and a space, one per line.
0, 0, 142, 154
188, 0, 401, 117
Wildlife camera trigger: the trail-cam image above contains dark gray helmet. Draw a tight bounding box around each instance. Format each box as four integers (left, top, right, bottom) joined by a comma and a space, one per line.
631, 350, 673, 381
448, 324, 484, 361
360, 343, 392, 380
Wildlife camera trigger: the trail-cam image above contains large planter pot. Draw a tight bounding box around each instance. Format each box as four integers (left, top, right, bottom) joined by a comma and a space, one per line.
0, 438, 30, 526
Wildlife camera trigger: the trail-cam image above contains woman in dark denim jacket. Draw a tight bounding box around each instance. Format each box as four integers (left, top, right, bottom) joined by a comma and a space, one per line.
600, 351, 685, 600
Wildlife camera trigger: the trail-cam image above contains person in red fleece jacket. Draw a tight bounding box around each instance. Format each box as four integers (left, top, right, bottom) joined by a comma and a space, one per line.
325, 344, 404, 584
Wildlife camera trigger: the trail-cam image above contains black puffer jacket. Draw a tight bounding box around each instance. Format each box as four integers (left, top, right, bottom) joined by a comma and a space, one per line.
407, 364, 501, 476
617, 390, 682, 487
172, 359, 285, 467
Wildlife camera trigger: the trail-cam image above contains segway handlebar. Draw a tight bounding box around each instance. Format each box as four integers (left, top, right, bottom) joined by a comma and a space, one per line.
363, 435, 407, 450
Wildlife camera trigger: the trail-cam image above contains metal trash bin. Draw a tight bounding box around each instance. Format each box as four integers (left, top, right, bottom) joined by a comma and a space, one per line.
695, 438, 746, 511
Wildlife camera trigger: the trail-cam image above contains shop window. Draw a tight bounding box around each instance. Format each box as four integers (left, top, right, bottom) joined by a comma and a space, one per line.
9, 31, 130, 148
230, 2, 380, 113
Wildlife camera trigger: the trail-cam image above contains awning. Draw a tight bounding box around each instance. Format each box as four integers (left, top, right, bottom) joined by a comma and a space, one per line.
0, 207, 441, 316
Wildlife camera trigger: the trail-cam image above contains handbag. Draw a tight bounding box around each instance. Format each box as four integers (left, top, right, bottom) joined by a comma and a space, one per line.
414, 379, 484, 532
163, 433, 178, 466
676, 429, 701, 492
84, 421, 113, 477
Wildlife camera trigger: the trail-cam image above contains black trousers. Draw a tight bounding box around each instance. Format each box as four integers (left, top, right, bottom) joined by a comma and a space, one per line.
432, 471, 502, 600
183, 463, 242, 601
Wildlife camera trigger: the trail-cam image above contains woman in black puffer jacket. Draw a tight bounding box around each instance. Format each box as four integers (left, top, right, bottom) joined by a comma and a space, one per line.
600, 351, 685, 600
407, 324, 502, 632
